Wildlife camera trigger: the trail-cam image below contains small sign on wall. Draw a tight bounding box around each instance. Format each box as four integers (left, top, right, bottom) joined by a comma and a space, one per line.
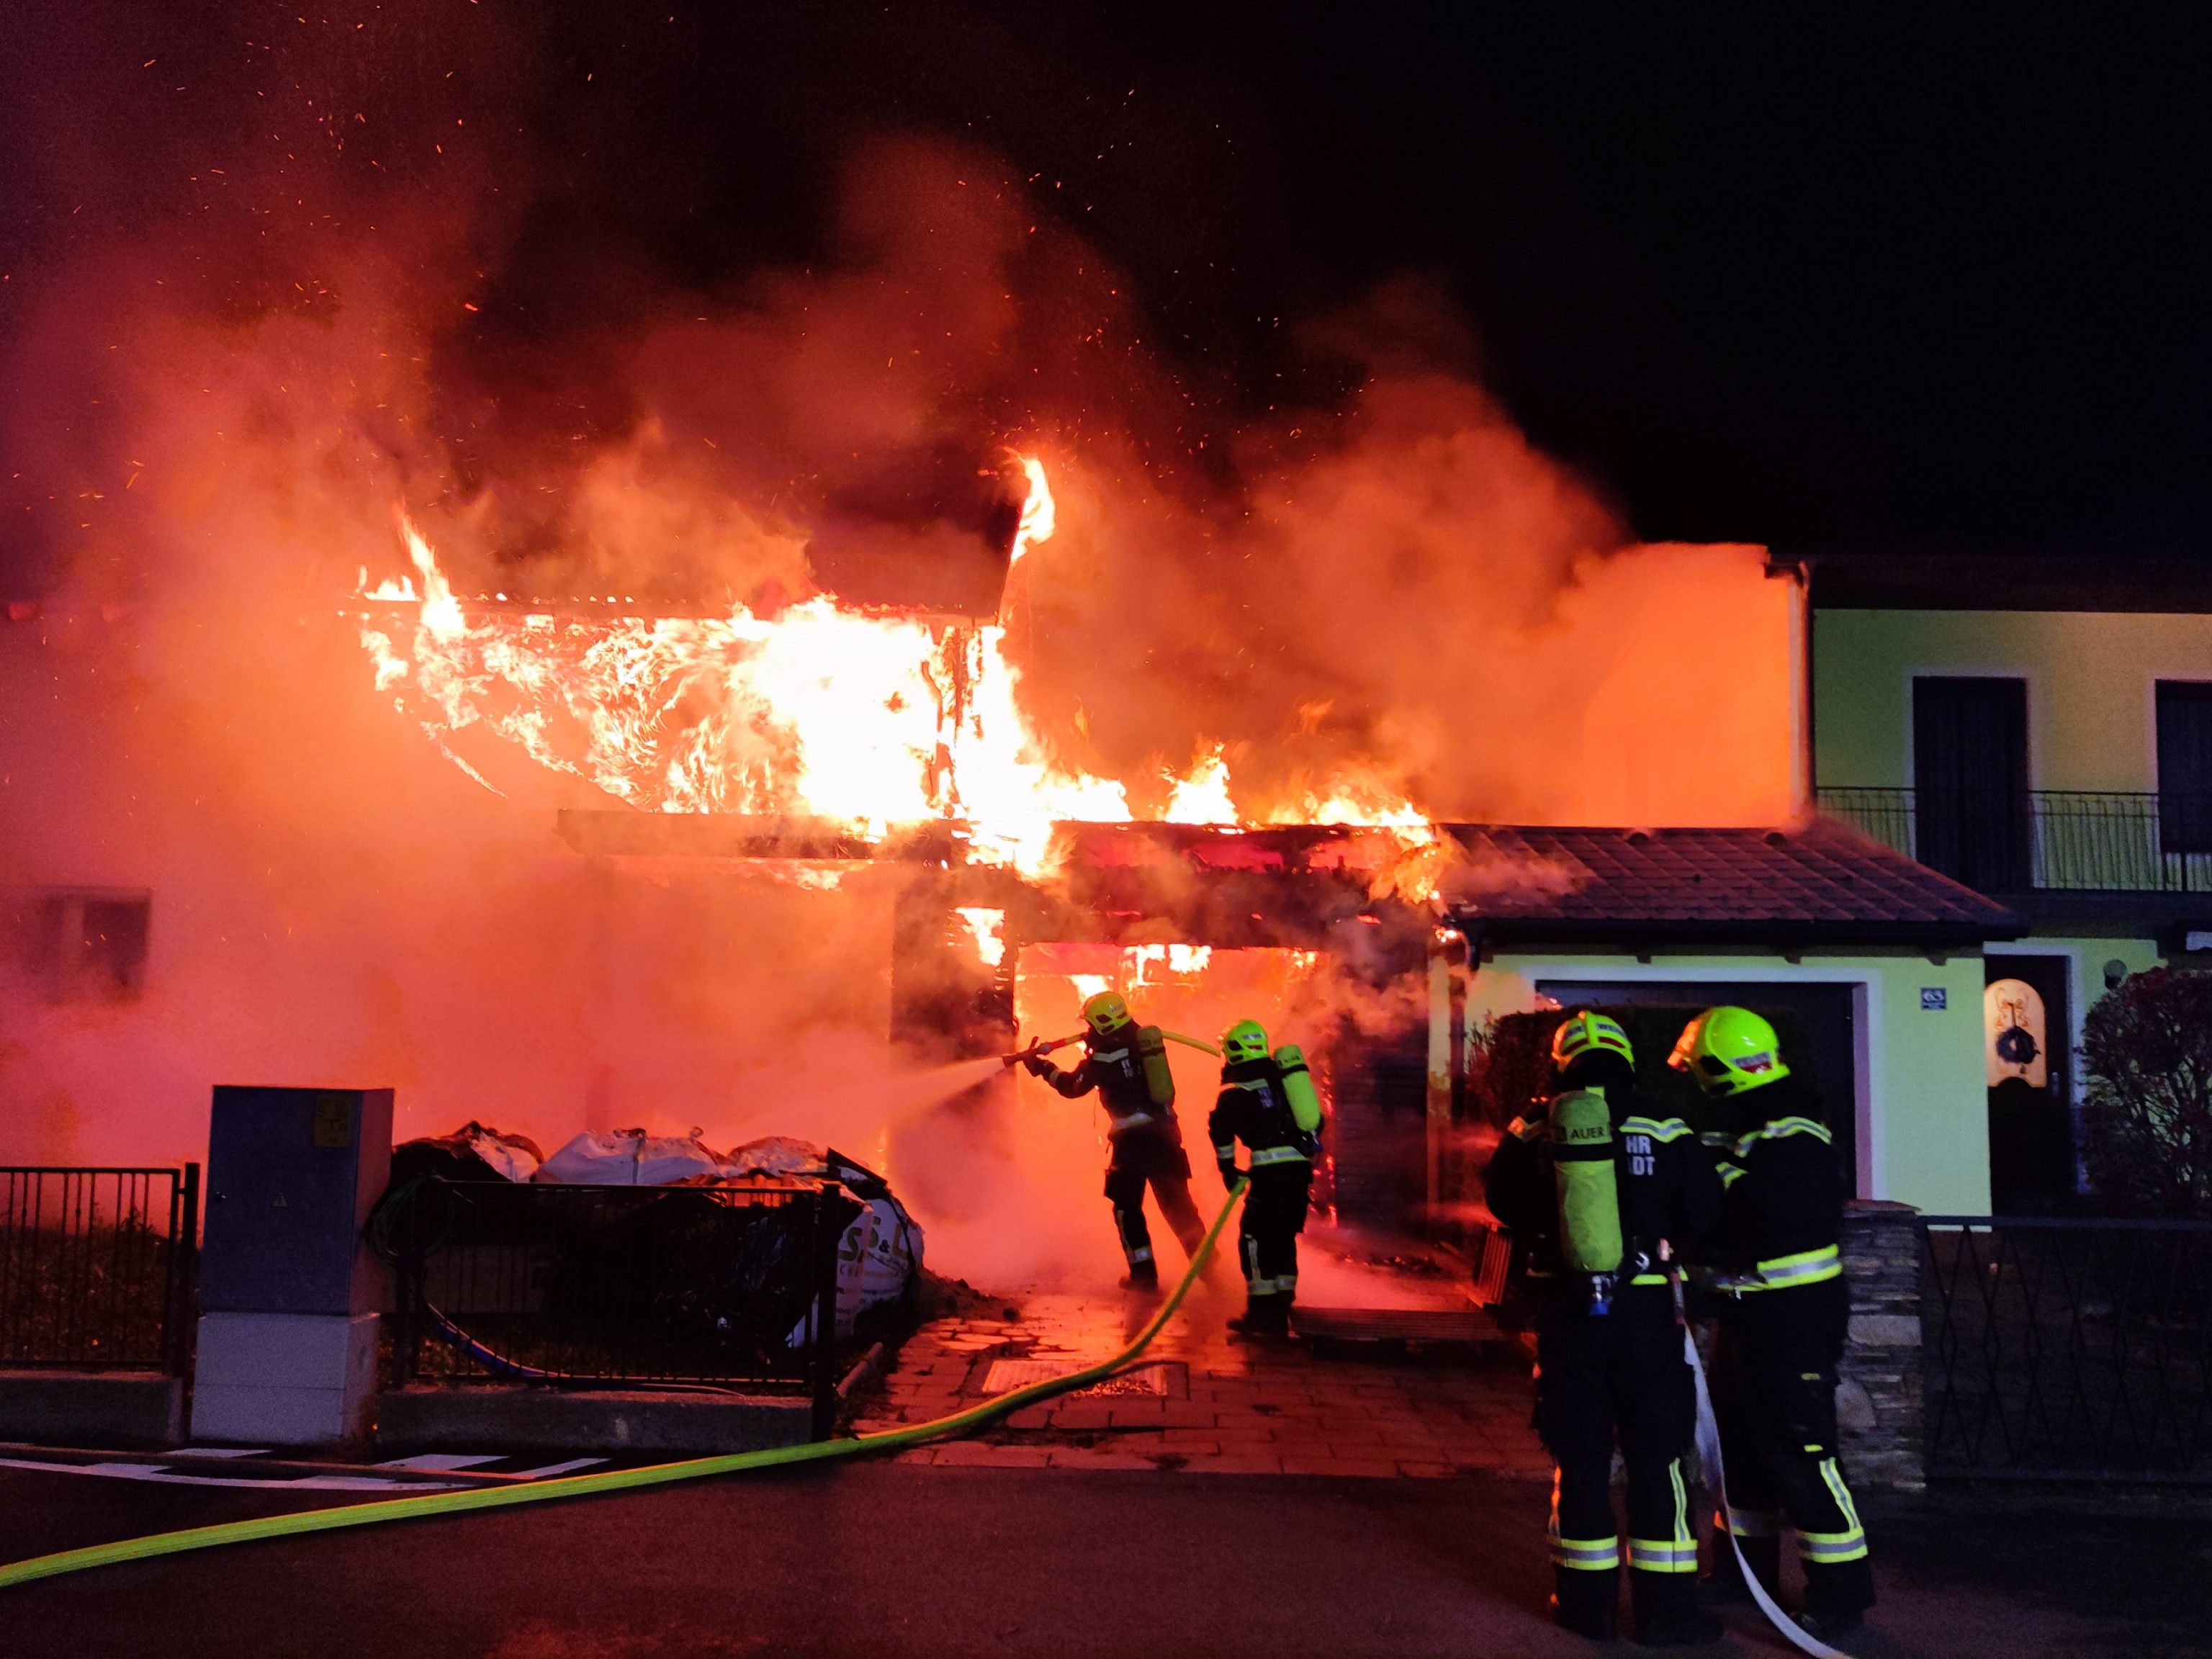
1920, 987, 1948, 1012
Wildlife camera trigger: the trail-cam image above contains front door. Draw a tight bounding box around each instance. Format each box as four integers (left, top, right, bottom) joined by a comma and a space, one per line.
1984, 953, 2074, 1213
1914, 676, 2032, 892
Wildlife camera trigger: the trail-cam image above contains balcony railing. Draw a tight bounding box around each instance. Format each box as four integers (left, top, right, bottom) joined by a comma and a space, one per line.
1818, 786, 2212, 895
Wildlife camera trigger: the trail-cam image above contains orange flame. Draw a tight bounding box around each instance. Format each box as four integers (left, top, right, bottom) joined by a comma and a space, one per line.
356, 457, 1449, 894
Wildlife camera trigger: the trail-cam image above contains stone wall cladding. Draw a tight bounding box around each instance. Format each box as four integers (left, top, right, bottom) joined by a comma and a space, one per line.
1840, 1199, 1924, 1491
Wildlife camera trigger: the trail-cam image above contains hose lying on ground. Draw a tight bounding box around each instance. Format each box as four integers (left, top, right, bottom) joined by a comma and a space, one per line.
0, 1180, 1247, 1593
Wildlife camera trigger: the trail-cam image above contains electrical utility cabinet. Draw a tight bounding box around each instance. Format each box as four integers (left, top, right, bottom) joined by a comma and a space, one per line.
190, 1087, 392, 1444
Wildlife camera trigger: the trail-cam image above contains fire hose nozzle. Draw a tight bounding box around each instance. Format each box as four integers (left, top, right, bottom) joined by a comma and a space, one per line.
1002, 1031, 1085, 1068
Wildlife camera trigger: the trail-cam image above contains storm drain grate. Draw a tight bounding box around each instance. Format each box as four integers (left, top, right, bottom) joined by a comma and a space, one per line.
1293, 1305, 1502, 1345
978, 1357, 1177, 1398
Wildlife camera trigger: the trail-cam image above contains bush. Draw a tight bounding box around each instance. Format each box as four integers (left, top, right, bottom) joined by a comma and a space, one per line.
2081, 968, 2212, 1218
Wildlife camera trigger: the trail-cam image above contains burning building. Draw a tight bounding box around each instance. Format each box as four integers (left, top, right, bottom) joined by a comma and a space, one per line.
0, 137, 2015, 1285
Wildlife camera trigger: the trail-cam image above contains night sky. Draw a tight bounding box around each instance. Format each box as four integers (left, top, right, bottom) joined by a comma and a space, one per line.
4, 4, 2210, 559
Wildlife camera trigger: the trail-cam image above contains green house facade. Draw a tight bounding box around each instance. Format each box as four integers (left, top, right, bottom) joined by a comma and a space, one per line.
1807, 555, 2212, 1212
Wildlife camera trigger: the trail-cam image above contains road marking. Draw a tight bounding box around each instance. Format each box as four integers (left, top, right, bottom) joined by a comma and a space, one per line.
0, 1457, 457, 1493
373, 1454, 507, 1471
168, 1447, 271, 1459
508, 1457, 608, 1479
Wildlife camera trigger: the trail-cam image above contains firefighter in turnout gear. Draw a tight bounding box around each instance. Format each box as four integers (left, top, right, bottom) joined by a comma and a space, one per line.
1208, 1019, 1323, 1336
1028, 990, 1205, 1289
1671, 1006, 1875, 1640
1483, 1010, 1725, 1645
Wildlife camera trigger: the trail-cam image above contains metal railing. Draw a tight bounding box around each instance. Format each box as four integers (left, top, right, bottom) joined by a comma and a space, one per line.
0, 1166, 199, 1372
380, 1178, 856, 1437
1920, 1216, 2212, 1482
1819, 786, 2212, 894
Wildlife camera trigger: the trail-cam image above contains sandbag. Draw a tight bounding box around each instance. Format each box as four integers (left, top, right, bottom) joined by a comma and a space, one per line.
536, 1128, 724, 1187
390, 1121, 544, 1187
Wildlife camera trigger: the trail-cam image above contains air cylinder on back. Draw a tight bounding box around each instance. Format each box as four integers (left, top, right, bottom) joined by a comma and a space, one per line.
1548, 1087, 1623, 1274
1136, 1025, 1176, 1108
1273, 1045, 1324, 1133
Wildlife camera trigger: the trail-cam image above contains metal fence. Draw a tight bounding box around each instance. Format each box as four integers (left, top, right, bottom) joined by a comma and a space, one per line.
1920, 1216, 2212, 1482
0, 1165, 199, 1372
381, 1178, 855, 1437
1819, 786, 2212, 894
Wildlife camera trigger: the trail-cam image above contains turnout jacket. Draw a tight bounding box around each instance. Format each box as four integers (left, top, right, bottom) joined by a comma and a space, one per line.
1034, 1027, 1175, 1137
1208, 1056, 1321, 1172
1709, 1077, 1845, 1294
1484, 1087, 1723, 1287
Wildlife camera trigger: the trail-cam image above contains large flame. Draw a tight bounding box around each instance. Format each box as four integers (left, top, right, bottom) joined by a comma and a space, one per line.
356, 458, 1444, 890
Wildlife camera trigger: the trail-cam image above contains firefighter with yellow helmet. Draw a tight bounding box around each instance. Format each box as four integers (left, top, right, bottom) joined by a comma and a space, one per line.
1483, 1010, 1725, 1645
1027, 990, 1205, 1290
1208, 1019, 1324, 1336
1671, 1006, 1874, 1640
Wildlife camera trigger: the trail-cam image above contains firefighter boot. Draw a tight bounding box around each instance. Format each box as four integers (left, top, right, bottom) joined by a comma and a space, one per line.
1631, 1570, 1722, 1647
1799, 1552, 1874, 1637
1550, 1565, 1620, 1641
1702, 1532, 1780, 1606
1228, 1289, 1290, 1338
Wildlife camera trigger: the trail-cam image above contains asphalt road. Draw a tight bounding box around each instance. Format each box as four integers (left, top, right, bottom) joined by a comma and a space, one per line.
0, 1462, 2206, 1659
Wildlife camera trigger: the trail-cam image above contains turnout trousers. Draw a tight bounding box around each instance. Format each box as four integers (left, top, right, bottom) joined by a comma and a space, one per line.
1534, 1284, 1702, 1637
1102, 1118, 1202, 1279
1710, 1282, 1874, 1619
1236, 1159, 1312, 1328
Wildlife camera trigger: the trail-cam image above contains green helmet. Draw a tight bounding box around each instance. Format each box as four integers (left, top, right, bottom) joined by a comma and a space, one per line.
1082, 990, 1133, 1038
1221, 1019, 1270, 1065
1550, 1010, 1634, 1071
1668, 1006, 1791, 1097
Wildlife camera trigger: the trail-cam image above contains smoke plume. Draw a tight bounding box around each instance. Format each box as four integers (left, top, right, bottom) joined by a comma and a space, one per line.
0, 17, 1789, 1284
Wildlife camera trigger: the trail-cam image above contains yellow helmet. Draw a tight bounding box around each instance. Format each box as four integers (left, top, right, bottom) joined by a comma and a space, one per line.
1221, 1019, 1270, 1064
1082, 990, 1133, 1037
1550, 1010, 1634, 1071
1668, 1006, 1791, 1097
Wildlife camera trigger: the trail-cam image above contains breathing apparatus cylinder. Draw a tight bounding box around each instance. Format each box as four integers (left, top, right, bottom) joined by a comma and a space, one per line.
1136, 1025, 1176, 1108
1548, 1087, 1624, 1313
1274, 1045, 1324, 1133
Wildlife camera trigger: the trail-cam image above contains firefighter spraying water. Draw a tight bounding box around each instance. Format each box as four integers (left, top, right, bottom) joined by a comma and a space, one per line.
1014, 991, 1212, 1292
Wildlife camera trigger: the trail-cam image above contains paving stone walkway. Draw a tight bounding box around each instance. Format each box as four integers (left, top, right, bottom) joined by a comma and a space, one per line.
855, 1233, 1551, 1479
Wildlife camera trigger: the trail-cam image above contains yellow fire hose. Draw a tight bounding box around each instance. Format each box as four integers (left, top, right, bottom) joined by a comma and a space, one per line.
1003, 1030, 1221, 1066
0, 1180, 1247, 1593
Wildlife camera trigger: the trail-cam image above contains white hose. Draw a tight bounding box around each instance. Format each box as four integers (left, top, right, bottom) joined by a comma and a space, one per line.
1683, 1323, 1851, 1659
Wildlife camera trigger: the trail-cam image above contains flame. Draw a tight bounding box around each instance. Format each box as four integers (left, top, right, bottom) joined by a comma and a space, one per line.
355, 456, 1451, 895
954, 905, 1007, 969
1125, 942, 1218, 987
1007, 454, 1055, 565
1164, 745, 1238, 825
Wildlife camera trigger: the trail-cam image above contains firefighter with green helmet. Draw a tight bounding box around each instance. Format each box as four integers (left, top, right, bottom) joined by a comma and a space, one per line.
1027, 989, 1205, 1290
1207, 1018, 1324, 1336
1483, 1010, 1725, 1645
1671, 1006, 1874, 1640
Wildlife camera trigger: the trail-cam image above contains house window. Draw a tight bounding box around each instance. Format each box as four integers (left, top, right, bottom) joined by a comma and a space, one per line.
2155, 682, 2212, 854
5, 889, 151, 1002
1913, 677, 2031, 892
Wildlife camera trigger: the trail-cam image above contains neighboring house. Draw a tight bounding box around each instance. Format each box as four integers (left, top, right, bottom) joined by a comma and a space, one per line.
1809, 554, 2212, 1211
1452, 824, 2016, 1218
